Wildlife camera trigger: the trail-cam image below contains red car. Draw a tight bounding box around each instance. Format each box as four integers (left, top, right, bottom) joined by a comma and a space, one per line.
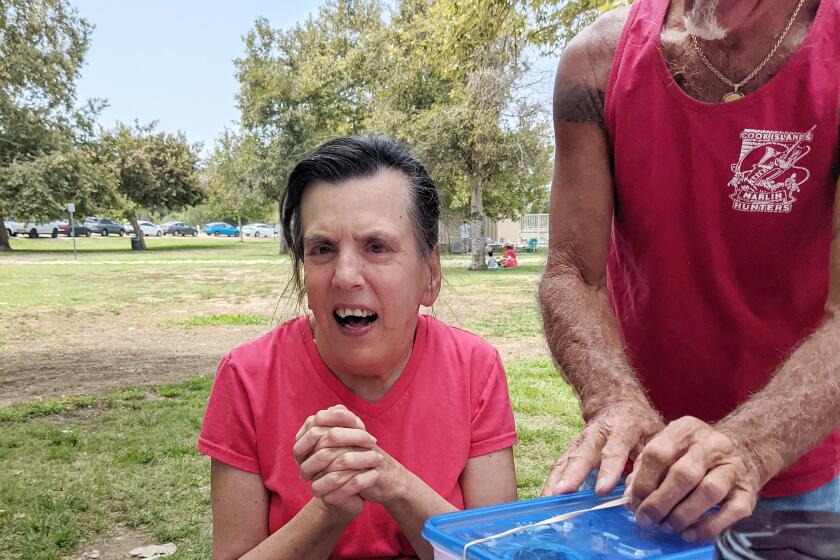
58, 222, 92, 237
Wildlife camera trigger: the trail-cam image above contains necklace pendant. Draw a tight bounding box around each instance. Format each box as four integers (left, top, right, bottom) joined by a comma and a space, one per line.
722, 91, 745, 103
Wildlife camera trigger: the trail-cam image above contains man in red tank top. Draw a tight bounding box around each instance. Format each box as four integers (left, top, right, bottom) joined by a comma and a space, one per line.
539, 0, 840, 543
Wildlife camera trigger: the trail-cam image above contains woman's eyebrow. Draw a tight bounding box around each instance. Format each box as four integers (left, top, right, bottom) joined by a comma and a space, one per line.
303, 233, 334, 247
363, 231, 401, 245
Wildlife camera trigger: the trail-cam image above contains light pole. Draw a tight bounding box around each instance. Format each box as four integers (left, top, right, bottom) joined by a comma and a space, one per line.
67, 203, 77, 262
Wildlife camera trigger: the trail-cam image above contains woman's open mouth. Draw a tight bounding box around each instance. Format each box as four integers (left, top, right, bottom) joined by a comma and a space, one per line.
333, 308, 378, 331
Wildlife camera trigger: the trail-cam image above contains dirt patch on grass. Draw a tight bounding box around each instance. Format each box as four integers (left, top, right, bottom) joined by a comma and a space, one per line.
0, 298, 288, 407
0, 283, 544, 407
64, 526, 155, 560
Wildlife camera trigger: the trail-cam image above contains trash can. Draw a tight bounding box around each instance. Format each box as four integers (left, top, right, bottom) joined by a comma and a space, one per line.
716, 509, 840, 559
130, 237, 143, 251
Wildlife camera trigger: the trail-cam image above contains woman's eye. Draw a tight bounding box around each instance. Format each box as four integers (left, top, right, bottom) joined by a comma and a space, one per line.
370, 243, 384, 253
317, 246, 332, 255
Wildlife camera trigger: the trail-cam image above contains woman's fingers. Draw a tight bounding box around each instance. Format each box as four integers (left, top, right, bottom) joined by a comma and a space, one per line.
293, 427, 377, 465
301, 448, 382, 481
294, 406, 364, 440
316, 469, 382, 502
311, 469, 358, 497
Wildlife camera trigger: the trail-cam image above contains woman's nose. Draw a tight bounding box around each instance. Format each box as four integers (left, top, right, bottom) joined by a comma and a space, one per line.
331, 251, 365, 291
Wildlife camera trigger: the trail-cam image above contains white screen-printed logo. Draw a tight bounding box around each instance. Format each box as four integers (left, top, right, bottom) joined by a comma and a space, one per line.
728, 126, 815, 213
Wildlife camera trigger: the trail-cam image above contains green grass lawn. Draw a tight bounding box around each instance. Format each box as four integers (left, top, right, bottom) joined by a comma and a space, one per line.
0, 242, 578, 559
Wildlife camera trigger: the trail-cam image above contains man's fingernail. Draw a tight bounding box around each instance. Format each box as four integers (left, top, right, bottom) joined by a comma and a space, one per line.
370, 436, 377, 444
555, 479, 567, 492
682, 530, 697, 542
636, 513, 653, 529
595, 479, 605, 493
661, 523, 673, 534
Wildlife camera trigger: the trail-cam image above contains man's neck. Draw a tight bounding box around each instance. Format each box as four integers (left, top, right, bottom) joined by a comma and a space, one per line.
660, 0, 819, 103
676, 0, 803, 46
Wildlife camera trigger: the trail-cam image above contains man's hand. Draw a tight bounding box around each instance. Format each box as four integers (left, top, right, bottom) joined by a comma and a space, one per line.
542, 400, 664, 496
625, 416, 760, 542
293, 405, 380, 518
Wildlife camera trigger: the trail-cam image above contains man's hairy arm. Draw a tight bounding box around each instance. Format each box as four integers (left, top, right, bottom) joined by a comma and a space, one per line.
539, 8, 663, 497
627, 180, 840, 542
716, 181, 840, 487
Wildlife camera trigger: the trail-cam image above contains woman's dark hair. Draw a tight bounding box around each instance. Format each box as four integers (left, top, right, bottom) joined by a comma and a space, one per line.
281, 134, 440, 295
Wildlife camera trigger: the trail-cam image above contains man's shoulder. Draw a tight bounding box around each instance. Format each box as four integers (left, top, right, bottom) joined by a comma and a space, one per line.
559, 6, 631, 89
579, 6, 631, 51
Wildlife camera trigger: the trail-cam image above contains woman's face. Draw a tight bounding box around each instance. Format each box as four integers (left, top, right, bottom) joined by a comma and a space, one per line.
300, 169, 441, 378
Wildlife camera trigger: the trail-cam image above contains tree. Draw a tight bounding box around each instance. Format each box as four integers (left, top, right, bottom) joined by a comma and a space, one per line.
231, 0, 616, 268
235, 0, 385, 251
0, 0, 93, 251
205, 129, 270, 242
100, 123, 203, 250
526, 0, 631, 52
372, 0, 552, 270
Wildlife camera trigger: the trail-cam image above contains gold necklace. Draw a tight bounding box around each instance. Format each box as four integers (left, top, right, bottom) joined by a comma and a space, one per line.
688, 0, 807, 103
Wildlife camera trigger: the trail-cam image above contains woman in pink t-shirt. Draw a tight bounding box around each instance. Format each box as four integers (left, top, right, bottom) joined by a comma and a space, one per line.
502, 244, 518, 268
198, 135, 518, 559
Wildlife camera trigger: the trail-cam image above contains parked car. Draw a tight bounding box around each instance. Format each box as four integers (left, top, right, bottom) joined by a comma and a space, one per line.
3, 219, 21, 237
123, 222, 134, 234
21, 220, 61, 238
135, 221, 163, 237
242, 223, 275, 238
88, 218, 125, 236
203, 222, 239, 237
162, 221, 198, 236
58, 221, 92, 237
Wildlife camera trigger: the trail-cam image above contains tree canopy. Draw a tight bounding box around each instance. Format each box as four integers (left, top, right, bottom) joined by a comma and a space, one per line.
0, 0, 94, 250
99, 123, 203, 249
233, 0, 564, 269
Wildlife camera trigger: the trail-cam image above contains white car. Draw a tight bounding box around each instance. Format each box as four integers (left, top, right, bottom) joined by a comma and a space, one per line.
136, 221, 163, 237
3, 219, 21, 237
21, 220, 61, 238
242, 223, 275, 238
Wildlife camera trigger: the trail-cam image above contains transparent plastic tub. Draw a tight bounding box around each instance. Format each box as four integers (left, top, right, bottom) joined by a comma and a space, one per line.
422, 487, 715, 559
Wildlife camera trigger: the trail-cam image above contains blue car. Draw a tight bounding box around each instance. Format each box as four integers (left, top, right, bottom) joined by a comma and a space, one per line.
203, 222, 240, 237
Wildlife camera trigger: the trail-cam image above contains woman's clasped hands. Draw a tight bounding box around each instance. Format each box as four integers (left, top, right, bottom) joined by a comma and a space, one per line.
293, 404, 407, 519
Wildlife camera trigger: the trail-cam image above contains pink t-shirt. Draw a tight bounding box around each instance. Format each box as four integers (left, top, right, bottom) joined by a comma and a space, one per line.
198, 314, 517, 558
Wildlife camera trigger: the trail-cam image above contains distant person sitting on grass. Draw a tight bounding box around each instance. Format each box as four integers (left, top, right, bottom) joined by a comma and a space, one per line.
197, 135, 517, 560
486, 248, 499, 269
502, 244, 517, 268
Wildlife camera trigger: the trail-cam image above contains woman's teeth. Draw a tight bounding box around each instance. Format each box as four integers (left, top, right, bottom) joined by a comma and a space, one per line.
335, 308, 375, 318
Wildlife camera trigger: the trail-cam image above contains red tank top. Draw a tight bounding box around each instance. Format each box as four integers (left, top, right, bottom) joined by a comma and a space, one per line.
605, 0, 840, 497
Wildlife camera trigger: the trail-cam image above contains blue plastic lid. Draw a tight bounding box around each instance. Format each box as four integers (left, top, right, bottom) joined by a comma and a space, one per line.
422, 487, 715, 559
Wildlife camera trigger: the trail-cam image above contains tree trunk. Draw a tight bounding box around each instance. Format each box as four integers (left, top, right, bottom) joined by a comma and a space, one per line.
129, 214, 146, 250
238, 215, 244, 243
277, 202, 288, 255
468, 174, 487, 271
0, 210, 12, 252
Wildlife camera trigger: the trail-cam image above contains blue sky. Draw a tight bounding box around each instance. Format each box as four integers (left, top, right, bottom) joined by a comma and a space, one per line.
73, 1, 325, 154
72, 1, 555, 157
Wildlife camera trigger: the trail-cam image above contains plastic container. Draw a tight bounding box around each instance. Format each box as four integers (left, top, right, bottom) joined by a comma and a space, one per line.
423, 487, 715, 559
715, 509, 840, 559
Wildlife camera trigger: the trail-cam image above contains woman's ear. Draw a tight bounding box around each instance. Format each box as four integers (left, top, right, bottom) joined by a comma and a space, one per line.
421, 245, 442, 308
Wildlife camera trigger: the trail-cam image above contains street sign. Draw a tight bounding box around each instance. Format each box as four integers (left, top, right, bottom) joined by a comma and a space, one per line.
67, 203, 75, 213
